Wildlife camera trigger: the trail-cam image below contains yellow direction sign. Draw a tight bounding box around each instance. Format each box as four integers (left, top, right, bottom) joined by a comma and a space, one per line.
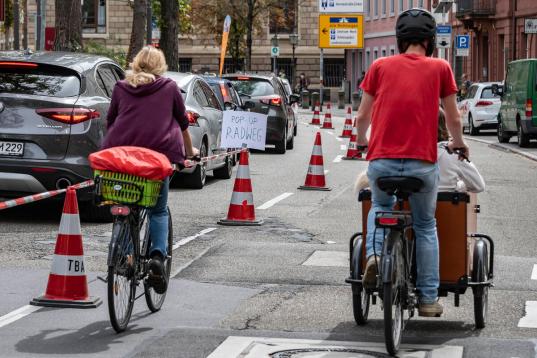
319, 14, 364, 49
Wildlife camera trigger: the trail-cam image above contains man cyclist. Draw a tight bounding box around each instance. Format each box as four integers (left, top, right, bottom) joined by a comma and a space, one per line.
355, 8, 468, 317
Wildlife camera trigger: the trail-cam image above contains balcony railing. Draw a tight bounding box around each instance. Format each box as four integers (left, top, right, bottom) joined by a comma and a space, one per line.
456, 0, 496, 18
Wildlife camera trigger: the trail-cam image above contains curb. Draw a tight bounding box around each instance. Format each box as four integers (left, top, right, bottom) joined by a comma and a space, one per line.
465, 136, 537, 162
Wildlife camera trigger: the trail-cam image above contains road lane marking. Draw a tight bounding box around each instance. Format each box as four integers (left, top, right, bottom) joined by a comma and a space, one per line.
172, 228, 217, 250
532, 264, 537, 280
336, 137, 343, 142
340, 145, 347, 151
326, 131, 334, 136
518, 301, 537, 328
333, 155, 343, 163
0, 305, 41, 329
257, 193, 294, 210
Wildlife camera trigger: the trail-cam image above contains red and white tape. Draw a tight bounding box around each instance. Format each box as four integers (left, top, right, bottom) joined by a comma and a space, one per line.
183, 148, 246, 168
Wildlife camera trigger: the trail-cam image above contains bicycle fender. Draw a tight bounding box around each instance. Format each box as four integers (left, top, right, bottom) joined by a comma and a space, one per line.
107, 220, 123, 267
382, 255, 394, 284
471, 239, 489, 283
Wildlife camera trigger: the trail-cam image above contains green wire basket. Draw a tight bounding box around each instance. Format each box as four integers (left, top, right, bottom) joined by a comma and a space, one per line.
93, 170, 162, 208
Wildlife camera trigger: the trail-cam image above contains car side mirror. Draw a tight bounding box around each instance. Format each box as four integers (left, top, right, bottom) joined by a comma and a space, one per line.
289, 94, 300, 104
224, 101, 237, 111
243, 101, 256, 110
491, 84, 504, 97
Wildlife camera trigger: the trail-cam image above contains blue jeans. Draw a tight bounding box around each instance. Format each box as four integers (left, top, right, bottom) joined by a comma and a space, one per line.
148, 177, 169, 258
366, 159, 440, 303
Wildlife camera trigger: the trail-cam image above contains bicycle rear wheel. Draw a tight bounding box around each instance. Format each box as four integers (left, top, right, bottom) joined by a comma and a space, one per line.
144, 208, 173, 312
383, 232, 404, 356
108, 219, 136, 333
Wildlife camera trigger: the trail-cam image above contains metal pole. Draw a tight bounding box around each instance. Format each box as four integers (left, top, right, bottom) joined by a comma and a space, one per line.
36, 0, 42, 50
320, 48, 324, 105
146, 0, 152, 45
292, 44, 296, 88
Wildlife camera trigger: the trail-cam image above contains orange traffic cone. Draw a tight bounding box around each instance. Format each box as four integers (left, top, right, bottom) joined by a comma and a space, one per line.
30, 188, 101, 308
218, 150, 263, 226
298, 132, 331, 191
339, 107, 353, 138
321, 102, 334, 129
310, 102, 321, 125
342, 119, 364, 160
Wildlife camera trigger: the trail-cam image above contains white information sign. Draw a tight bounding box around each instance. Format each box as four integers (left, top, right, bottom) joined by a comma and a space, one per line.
329, 28, 358, 46
221, 111, 267, 151
456, 48, 469, 56
525, 18, 537, 34
436, 25, 452, 49
319, 0, 364, 13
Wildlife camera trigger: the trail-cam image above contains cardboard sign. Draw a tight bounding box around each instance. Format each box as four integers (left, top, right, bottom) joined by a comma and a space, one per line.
221, 111, 267, 150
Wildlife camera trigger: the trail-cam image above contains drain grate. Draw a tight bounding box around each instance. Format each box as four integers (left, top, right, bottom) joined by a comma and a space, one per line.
270, 348, 392, 358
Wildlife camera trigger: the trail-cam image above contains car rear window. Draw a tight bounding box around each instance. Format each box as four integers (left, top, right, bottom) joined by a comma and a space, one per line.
229, 78, 275, 97
481, 87, 500, 99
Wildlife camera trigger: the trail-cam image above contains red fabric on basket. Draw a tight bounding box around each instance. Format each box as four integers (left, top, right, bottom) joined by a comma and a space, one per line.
89, 146, 173, 180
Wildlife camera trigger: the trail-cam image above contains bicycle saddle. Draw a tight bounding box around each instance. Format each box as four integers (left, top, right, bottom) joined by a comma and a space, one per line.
376, 176, 424, 196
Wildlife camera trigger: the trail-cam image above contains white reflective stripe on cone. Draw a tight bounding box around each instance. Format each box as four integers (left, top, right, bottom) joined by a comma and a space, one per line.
50, 255, 86, 276
311, 145, 323, 156
307, 165, 325, 176
230, 191, 254, 205
58, 213, 82, 236
235, 165, 251, 179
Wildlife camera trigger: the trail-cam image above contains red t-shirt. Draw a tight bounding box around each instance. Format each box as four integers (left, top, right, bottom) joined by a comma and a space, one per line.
360, 54, 458, 163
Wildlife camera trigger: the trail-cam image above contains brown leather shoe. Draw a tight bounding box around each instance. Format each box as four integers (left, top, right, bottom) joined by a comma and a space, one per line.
418, 301, 443, 317
363, 255, 379, 288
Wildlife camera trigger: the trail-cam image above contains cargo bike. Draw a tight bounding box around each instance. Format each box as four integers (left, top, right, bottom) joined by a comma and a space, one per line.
345, 179, 494, 356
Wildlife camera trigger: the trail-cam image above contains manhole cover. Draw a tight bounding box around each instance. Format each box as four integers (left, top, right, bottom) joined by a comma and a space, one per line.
270, 348, 391, 358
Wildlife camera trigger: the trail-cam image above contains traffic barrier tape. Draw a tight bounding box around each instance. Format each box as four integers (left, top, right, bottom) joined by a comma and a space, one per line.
0, 149, 244, 211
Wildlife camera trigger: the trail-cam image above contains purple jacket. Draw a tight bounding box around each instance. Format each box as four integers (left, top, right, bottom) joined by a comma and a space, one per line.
101, 77, 189, 164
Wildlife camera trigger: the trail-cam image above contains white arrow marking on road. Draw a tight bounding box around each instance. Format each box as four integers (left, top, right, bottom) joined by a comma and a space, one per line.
333, 155, 343, 163
518, 301, 537, 328
0, 305, 41, 329
172, 228, 217, 250
532, 265, 537, 280
340, 145, 347, 151
257, 192, 294, 210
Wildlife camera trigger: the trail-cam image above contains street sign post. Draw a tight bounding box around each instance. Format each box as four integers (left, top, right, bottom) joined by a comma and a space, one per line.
319, 0, 364, 13
271, 46, 280, 58
436, 25, 452, 48
319, 14, 364, 49
455, 35, 469, 57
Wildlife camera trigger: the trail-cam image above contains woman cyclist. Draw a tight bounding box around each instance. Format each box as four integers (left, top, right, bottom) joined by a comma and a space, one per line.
101, 46, 198, 294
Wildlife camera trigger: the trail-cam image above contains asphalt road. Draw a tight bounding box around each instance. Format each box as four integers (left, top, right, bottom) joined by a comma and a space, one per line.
0, 106, 536, 357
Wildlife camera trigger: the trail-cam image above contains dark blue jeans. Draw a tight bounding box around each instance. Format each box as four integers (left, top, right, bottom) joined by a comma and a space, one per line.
148, 177, 169, 258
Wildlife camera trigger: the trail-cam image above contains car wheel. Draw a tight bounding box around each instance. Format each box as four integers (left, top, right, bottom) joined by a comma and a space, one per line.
80, 202, 113, 223
286, 130, 294, 150
517, 121, 530, 148
183, 140, 207, 189
497, 117, 511, 143
275, 127, 287, 154
213, 156, 233, 179
469, 114, 479, 136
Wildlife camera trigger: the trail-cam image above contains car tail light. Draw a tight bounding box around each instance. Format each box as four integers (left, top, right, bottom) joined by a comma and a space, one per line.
237, 76, 250, 80
526, 99, 533, 118
186, 111, 200, 126
35, 108, 100, 124
378, 217, 399, 226
260, 96, 282, 107
31, 167, 57, 173
110, 205, 130, 216
475, 100, 493, 107
0, 61, 38, 68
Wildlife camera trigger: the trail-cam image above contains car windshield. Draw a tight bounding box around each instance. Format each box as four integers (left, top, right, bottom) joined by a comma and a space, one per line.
481, 87, 500, 99
229, 78, 275, 97
0, 69, 80, 97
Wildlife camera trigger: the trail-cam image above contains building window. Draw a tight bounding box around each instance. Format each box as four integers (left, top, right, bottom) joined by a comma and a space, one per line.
390, 48, 395, 56
398, 0, 403, 13
0, 0, 4, 22
409, 0, 413, 8
223, 58, 244, 74
382, 49, 387, 57
269, 0, 297, 34
418, 0, 423, 7
390, 0, 395, 14
82, 0, 107, 34
179, 58, 192, 72
374, 0, 378, 17
365, 51, 371, 69
323, 58, 345, 87
374, 50, 378, 60
382, 0, 386, 15
365, 0, 371, 18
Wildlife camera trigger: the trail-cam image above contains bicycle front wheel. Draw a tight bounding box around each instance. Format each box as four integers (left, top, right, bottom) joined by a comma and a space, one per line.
144, 208, 173, 312
383, 233, 404, 356
108, 219, 136, 333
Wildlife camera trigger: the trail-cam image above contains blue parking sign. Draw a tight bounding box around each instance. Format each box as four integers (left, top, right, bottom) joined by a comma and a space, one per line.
456, 35, 470, 49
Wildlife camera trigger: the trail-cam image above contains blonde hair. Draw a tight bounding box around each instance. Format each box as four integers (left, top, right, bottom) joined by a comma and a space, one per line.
126, 46, 168, 87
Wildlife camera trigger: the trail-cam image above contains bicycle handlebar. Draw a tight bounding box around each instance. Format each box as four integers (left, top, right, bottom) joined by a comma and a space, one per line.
447, 146, 470, 162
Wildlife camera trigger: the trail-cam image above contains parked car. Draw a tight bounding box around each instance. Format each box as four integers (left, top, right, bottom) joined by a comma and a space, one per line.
165, 72, 232, 188
223, 73, 299, 154
457, 82, 502, 135
495, 59, 537, 147
201, 75, 243, 110
0, 51, 125, 221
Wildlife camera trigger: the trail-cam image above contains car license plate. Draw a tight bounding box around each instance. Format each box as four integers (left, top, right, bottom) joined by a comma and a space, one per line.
0, 141, 24, 157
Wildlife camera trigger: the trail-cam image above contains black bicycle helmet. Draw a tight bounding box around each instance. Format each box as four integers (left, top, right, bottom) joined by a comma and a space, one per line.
396, 8, 436, 56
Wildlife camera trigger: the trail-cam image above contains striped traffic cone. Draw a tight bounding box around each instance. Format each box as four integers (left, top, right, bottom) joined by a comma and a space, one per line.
342, 119, 364, 160
321, 102, 334, 129
310, 102, 321, 125
298, 132, 331, 191
339, 107, 353, 138
30, 188, 101, 308
218, 150, 263, 226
